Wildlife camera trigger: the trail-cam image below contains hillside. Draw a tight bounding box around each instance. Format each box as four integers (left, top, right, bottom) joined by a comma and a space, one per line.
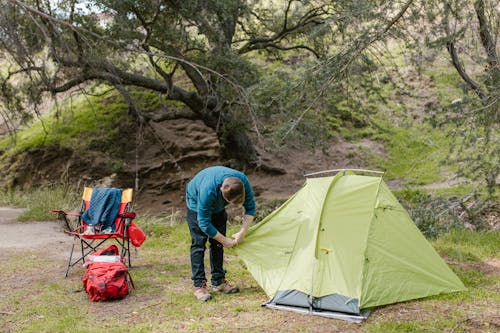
0, 52, 496, 226
0, 107, 387, 215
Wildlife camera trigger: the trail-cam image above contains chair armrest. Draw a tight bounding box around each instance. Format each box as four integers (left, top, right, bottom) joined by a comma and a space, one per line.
52, 210, 82, 231
119, 212, 136, 219
52, 210, 81, 217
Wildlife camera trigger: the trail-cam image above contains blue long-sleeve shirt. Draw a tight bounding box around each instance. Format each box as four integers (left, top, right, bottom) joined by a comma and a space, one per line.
186, 166, 256, 237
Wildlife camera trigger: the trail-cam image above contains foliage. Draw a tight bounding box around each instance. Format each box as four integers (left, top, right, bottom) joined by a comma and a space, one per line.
403, 0, 500, 198
249, 52, 390, 150
437, 100, 499, 199
3, 0, 456, 169
0, 0, 344, 165
396, 188, 497, 238
397, 189, 460, 238
252, 198, 288, 222
0, 1, 497, 244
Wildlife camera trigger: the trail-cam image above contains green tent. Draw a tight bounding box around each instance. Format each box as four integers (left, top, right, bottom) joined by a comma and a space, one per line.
235, 171, 466, 322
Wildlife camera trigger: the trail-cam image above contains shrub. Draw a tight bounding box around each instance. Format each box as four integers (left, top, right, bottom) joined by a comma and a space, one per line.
396, 189, 495, 238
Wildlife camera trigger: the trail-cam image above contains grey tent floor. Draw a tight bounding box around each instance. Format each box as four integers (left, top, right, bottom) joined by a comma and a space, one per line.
263, 303, 371, 324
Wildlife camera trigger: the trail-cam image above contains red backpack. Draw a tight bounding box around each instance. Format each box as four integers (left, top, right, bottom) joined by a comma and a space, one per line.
82, 245, 135, 302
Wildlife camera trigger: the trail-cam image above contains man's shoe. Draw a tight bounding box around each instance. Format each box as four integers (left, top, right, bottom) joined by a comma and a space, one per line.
194, 284, 212, 301
212, 279, 239, 294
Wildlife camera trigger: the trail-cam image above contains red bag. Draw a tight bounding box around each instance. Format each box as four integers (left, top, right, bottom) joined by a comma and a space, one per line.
128, 222, 146, 247
89, 244, 120, 257
82, 245, 135, 302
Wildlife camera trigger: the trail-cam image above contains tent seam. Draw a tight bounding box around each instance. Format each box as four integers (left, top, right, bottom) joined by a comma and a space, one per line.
313, 173, 343, 259
311, 173, 343, 299
358, 176, 384, 309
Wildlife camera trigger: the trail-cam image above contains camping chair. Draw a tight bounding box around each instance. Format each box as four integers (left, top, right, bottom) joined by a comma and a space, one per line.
53, 187, 139, 277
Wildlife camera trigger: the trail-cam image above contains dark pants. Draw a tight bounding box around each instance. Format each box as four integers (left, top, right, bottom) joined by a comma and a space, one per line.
186, 208, 227, 287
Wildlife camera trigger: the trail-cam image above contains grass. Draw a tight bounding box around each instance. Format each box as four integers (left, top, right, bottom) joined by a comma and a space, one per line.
433, 229, 500, 262
424, 64, 464, 106
1, 189, 498, 332
0, 185, 81, 221
1, 223, 498, 332
367, 118, 455, 185
0, 88, 133, 157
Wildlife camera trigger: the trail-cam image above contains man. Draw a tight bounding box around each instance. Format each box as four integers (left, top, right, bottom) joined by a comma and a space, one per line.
185, 166, 256, 301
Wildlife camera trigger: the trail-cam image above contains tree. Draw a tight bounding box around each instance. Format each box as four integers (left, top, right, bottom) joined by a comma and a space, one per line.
0, 0, 333, 168
310, 0, 498, 197
420, 0, 499, 197
249, 0, 416, 150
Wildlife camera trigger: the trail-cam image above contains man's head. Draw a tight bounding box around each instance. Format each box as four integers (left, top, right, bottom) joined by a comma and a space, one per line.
221, 177, 245, 205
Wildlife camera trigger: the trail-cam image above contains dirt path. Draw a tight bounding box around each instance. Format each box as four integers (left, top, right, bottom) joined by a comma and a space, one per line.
0, 207, 71, 260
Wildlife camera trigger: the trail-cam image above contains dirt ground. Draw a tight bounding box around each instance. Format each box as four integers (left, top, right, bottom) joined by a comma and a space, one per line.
0, 207, 71, 260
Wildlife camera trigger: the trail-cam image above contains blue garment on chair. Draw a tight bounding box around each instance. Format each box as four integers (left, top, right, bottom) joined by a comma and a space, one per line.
81, 188, 123, 231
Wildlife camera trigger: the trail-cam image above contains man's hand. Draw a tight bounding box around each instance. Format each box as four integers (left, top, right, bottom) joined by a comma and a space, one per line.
213, 232, 236, 248
232, 229, 245, 245
223, 237, 236, 248
232, 214, 254, 245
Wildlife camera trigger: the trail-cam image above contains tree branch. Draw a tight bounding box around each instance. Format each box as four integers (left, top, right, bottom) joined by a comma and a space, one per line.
258, 43, 320, 58
446, 41, 487, 101
473, 0, 498, 68
237, 3, 328, 56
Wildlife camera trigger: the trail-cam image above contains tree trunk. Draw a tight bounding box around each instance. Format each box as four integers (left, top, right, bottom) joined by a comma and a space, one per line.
194, 104, 258, 168
218, 126, 258, 167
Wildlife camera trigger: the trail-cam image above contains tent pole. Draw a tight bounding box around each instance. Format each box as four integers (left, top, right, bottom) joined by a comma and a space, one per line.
308, 259, 315, 314
304, 168, 385, 177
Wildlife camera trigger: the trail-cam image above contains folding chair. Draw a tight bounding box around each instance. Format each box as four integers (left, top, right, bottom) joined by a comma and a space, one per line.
53, 187, 139, 277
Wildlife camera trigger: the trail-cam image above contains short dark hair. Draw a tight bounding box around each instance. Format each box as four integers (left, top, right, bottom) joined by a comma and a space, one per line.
221, 177, 244, 203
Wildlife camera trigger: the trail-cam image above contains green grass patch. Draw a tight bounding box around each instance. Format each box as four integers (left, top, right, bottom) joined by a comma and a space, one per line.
429, 184, 477, 197
0, 185, 81, 221
0, 93, 126, 154
432, 229, 500, 262
0, 86, 144, 159
424, 66, 464, 105
369, 118, 455, 185
368, 318, 463, 333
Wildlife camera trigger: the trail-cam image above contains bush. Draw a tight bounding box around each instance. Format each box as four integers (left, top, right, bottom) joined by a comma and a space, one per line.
395, 189, 493, 238
253, 198, 288, 222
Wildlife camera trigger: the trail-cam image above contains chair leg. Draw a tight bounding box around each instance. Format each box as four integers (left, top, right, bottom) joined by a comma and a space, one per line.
127, 238, 131, 267
80, 240, 86, 264
65, 243, 75, 278
119, 237, 131, 267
